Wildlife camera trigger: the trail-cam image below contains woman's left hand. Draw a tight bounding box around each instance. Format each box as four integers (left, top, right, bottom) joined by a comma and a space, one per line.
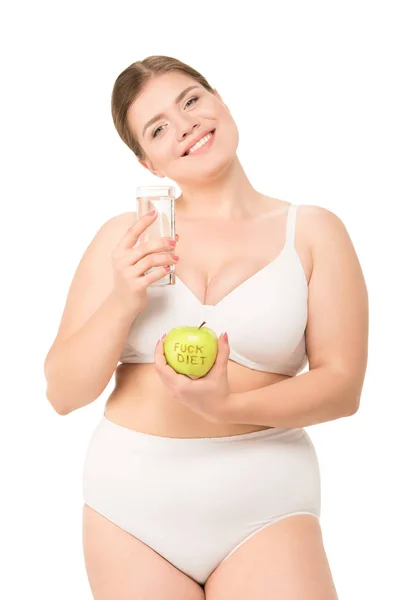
154, 331, 232, 423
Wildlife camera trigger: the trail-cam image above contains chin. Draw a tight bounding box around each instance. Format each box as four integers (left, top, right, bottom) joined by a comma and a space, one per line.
176, 154, 234, 186
169, 126, 239, 184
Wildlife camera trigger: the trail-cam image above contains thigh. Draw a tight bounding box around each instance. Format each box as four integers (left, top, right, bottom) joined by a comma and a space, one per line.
82, 504, 205, 600
204, 514, 338, 600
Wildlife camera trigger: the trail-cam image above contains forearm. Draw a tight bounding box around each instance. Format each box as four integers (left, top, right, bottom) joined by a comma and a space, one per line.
44, 293, 138, 415
225, 366, 360, 428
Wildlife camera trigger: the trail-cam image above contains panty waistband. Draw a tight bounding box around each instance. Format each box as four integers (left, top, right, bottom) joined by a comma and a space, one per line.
99, 415, 307, 450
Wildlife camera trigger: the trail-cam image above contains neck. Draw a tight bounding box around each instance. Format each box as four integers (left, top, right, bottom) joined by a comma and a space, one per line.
175, 156, 263, 221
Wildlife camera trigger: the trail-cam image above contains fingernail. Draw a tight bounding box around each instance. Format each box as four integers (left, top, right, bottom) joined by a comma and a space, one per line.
161, 333, 167, 341
223, 332, 228, 342
147, 208, 157, 216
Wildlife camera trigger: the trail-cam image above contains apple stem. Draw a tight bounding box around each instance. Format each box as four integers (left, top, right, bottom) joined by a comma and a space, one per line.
198, 321, 206, 329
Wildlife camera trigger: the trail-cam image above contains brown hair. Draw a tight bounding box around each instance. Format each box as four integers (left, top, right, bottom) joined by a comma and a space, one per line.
111, 55, 215, 160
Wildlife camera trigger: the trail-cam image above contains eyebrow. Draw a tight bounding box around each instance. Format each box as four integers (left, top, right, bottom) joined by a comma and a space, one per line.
142, 85, 202, 138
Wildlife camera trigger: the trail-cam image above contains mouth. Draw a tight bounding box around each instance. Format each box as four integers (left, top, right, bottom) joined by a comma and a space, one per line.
182, 129, 216, 157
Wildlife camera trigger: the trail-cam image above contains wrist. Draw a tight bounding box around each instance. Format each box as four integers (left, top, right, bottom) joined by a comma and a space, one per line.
106, 292, 140, 323
219, 392, 241, 425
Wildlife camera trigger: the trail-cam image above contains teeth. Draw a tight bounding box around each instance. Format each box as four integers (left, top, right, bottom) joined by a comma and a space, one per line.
186, 131, 213, 155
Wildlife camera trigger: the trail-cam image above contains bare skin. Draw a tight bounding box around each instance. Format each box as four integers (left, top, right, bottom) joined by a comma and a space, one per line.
79, 70, 363, 598
104, 195, 308, 437
83, 196, 340, 600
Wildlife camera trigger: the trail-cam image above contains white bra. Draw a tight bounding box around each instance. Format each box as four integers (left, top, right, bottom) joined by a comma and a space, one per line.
119, 204, 308, 376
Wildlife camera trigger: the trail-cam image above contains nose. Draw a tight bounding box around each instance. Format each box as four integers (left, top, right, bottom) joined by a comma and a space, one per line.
177, 120, 200, 141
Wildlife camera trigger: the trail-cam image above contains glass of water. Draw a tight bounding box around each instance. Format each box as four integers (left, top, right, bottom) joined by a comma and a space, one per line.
136, 185, 176, 286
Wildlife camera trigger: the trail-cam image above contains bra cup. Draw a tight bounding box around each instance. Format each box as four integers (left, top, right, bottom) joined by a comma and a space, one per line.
120, 243, 309, 376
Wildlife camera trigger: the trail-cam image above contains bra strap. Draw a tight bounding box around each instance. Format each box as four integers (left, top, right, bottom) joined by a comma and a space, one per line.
285, 204, 299, 248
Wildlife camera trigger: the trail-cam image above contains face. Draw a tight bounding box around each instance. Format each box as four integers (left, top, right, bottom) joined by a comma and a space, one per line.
127, 71, 239, 185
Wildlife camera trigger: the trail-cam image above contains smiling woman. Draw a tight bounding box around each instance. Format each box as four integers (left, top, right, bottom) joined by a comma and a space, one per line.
110, 56, 238, 187
44, 54, 368, 599
111, 56, 217, 160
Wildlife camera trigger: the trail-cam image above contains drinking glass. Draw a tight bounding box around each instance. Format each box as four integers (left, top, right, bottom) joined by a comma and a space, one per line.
136, 185, 176, 286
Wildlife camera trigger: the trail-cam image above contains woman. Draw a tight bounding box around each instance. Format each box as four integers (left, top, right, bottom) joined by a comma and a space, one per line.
44, 55, 369, 599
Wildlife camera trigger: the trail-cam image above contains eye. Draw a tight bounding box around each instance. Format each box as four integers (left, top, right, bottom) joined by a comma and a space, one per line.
185, 96, 199, 108
152, 97, 199, 138
152, 125, 163, 138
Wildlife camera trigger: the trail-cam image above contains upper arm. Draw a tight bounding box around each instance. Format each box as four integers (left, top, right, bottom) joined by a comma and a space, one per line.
303, 205, 369, 403
47, 211, 137, 349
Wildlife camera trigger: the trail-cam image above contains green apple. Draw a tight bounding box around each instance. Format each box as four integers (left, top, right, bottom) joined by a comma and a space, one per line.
163, 321, 218, 379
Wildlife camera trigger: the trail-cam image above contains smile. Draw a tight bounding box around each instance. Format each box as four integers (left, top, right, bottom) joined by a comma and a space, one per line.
183, 130, 216, 157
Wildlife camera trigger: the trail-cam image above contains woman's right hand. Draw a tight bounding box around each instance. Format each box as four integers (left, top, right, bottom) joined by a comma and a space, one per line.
110, 210, 179, 315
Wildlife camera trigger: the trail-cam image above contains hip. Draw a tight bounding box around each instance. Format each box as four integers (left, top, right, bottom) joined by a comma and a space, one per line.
82, 415, 321, 501
82, 415, 321, 586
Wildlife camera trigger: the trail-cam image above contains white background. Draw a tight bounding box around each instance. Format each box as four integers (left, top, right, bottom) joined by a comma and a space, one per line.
1, 0, 399, 598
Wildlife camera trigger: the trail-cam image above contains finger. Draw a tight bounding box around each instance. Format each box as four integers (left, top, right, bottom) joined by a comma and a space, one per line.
131, 251, 177, 279
118, 210, 158, 253
209, 333, 230, 376
154, 336, 167, 365
129, 236, 176, 259
154, 337, 175, 376
142, 264, 174, 287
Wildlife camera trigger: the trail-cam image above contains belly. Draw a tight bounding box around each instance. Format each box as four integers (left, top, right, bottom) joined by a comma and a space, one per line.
104, 360, 292, 438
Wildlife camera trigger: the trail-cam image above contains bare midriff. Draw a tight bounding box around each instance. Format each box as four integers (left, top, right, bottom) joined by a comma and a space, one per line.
104, 362, 292, 438
104, 196, 312, 438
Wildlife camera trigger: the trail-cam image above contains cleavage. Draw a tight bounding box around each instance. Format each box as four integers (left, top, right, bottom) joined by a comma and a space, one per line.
173, 215, 288, 306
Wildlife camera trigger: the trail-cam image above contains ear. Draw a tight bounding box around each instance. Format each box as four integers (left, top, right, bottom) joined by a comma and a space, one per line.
137, 157, 164, 178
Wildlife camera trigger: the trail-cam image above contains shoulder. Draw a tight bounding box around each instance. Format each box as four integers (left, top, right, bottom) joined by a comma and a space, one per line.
292, 204, 361, 288
80, 211, 138, 257
295, 203, 345, 226
295, 204, 353, 253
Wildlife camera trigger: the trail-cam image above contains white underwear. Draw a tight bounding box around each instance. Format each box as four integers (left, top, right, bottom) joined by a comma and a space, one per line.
82, 415, 321, 585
